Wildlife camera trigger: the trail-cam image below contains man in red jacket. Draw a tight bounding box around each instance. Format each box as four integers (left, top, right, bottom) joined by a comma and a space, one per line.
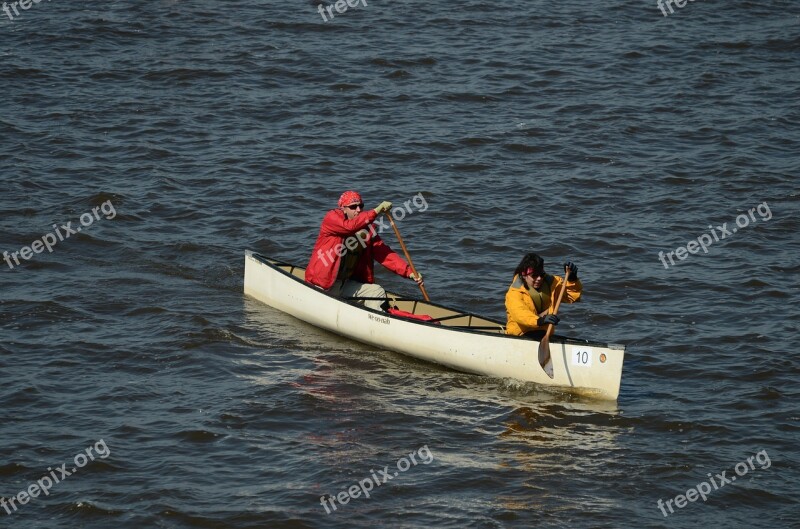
305, 190, 424, 311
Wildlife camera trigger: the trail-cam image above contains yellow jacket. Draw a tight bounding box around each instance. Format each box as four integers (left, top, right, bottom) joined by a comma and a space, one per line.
505, 274, 582, 336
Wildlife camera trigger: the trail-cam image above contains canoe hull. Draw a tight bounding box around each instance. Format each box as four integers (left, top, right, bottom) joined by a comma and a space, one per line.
243, 251, 625, 400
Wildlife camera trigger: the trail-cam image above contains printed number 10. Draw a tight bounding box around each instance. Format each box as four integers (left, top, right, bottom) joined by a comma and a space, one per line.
572, 349, 592, 367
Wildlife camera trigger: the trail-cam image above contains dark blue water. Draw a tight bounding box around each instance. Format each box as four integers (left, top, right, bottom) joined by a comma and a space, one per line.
1, 1, 798, 527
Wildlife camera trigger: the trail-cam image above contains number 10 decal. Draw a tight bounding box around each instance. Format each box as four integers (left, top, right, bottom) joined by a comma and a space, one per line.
572, 347, 593, 367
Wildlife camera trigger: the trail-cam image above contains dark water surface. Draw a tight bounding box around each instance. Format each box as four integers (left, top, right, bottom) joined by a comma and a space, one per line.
2, 1, 799, 527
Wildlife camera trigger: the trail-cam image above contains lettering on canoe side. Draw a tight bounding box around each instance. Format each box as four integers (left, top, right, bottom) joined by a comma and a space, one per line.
368, 313, 391, 325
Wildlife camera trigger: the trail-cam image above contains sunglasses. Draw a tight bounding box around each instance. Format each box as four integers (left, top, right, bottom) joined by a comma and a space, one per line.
523, 270, 545, 278
345, 203, 364, 210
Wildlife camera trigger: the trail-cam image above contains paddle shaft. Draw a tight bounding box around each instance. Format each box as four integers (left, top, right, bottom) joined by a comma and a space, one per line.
543, 268, 570, 341
538, 266, 571, 370
385, 211, 430, 301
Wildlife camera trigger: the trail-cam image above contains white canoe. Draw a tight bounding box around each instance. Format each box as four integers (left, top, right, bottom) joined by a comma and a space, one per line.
243, 250, 625, 400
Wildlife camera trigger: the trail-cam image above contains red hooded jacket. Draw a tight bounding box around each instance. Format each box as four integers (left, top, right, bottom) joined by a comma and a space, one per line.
305, 209, 412, 290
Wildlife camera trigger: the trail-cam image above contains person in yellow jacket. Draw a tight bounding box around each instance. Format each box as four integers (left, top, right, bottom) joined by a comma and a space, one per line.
505, 253, 582, 337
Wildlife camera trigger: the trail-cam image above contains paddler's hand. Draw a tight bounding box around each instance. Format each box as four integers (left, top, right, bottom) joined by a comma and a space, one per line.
409, 272, 424, 286
374, 201, 393, 215
538, 314, 560, 327
563, 261, 578, 281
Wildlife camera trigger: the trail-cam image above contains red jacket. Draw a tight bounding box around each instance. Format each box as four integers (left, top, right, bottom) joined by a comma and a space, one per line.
305, 209, 412, 290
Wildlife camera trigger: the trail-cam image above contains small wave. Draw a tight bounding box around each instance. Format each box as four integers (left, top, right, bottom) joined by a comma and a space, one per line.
502, 143, 560, 153
0, 462, 26, 477
176, 429, 224, 443
67, 501, 124, 517
386, 69, 411, 79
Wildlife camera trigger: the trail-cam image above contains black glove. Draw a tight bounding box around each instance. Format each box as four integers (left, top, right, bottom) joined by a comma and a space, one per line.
563, 261, 578, 281
538, 314, 560, 326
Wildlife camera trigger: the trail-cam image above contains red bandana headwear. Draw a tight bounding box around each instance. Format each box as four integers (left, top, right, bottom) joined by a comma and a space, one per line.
338, 190, 363, 207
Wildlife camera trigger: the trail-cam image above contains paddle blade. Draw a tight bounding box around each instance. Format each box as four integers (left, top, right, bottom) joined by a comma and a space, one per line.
537, 337, 554, 378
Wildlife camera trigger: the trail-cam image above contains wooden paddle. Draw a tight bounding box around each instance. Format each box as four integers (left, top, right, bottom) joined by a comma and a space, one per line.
385, 211, 430, 301
537, 265, 570, 377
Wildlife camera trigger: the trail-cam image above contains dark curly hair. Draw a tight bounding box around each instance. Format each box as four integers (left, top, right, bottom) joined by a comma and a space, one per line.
513, 253, 544, 286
